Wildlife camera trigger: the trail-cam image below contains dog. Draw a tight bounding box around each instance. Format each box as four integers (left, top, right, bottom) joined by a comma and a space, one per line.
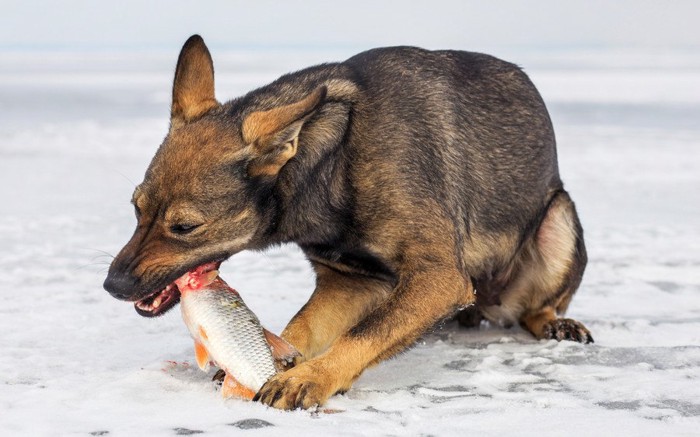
104, 35, 592, 410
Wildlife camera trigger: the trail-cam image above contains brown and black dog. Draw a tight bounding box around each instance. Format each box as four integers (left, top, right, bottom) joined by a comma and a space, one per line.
104, 35, 592, 409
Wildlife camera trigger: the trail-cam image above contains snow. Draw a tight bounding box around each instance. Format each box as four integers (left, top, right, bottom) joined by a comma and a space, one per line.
1, 47, 699, 436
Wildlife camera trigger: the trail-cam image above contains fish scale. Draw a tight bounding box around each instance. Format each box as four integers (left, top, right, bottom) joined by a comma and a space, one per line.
181, 284, 277, 392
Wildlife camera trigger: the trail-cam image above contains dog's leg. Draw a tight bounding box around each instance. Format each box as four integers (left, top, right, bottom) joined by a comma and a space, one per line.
482, 190, 592, 343
281, 263, 392, 363
256, 246, 474, 409
520, 190, 592, 343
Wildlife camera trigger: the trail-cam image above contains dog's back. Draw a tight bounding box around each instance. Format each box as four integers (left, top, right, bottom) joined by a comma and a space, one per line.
343, 47, 560, 245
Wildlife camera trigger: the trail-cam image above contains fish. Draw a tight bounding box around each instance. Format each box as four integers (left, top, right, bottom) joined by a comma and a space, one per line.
175, 262, 299, 400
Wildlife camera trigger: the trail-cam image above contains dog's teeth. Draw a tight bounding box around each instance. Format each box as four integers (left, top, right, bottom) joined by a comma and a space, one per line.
153, 296, 162, 308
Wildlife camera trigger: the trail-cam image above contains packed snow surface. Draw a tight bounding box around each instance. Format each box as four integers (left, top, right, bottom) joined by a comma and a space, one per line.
1, 47, 699, 436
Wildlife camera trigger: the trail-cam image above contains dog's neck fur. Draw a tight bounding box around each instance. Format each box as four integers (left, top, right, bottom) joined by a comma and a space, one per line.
222, 66, 361, 253
258, 104, 354, 248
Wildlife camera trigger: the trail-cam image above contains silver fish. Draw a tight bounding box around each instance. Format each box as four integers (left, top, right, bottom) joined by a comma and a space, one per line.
176, 263, 298, 399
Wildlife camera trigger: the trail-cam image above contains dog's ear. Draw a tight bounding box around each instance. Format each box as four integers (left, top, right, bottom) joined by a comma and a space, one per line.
171, 35, 219, 122
242, 86, 327, 177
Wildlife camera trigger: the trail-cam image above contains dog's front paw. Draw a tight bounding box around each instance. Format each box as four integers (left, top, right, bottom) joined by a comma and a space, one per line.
543, 318, 594, 344
253, 361, 340, 410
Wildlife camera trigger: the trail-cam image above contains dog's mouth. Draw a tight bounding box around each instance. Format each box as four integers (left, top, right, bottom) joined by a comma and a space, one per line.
134, 282, 181, 317
134, 260, 222, 317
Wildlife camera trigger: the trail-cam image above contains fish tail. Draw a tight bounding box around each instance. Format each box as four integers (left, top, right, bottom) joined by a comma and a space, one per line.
222, 373, 257, 400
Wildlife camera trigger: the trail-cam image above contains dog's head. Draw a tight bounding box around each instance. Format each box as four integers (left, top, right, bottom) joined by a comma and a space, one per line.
103, 35, 327, 316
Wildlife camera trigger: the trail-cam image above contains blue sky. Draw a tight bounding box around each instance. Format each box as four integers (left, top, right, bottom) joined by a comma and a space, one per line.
2, 0, 700, 51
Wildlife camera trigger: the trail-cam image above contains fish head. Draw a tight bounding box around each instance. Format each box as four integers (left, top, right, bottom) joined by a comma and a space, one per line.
174, 263, 221, 294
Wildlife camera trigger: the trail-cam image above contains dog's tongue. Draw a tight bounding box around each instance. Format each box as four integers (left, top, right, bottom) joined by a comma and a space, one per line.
175, 262, 220, 292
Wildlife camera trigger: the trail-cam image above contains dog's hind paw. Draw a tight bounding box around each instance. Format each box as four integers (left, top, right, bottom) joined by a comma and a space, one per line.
543, 318, 594, 344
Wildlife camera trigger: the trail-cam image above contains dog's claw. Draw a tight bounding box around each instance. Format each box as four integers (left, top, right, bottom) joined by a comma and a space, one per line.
270, 386, 285, 406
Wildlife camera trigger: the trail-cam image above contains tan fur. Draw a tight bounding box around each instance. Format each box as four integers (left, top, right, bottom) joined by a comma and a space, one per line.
554, 287, 575, 314
520, 307, 557, 338
260, 262, 475, 409
281, 264, 392, 362
246, 137, 299, 178
164, 203, 205, 228
171, 36, 218, 122
241, 87, 326, 145
240, 87, 327, 178
536, 197, 578, 287
230, 208, 253, 225
462, 231, 520, 276
259, 217, 477, 409
479, 193, 583, 333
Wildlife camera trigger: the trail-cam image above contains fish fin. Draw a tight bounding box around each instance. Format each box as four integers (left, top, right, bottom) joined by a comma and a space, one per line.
263, 328, 300, 364
222, 372, 256, 400
194, 340, 210, 371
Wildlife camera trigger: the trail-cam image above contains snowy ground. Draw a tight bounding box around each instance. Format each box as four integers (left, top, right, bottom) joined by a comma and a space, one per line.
1, 46, 699, 436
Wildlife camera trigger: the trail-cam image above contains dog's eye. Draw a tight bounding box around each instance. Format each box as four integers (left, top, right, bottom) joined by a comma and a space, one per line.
170, 223, 200, 235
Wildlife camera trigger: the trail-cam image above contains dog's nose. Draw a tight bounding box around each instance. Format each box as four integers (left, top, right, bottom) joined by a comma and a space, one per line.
103, 271, 136, 300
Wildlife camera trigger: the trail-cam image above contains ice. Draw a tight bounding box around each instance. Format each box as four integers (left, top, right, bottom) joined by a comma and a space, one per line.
1, 47, 699, 435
